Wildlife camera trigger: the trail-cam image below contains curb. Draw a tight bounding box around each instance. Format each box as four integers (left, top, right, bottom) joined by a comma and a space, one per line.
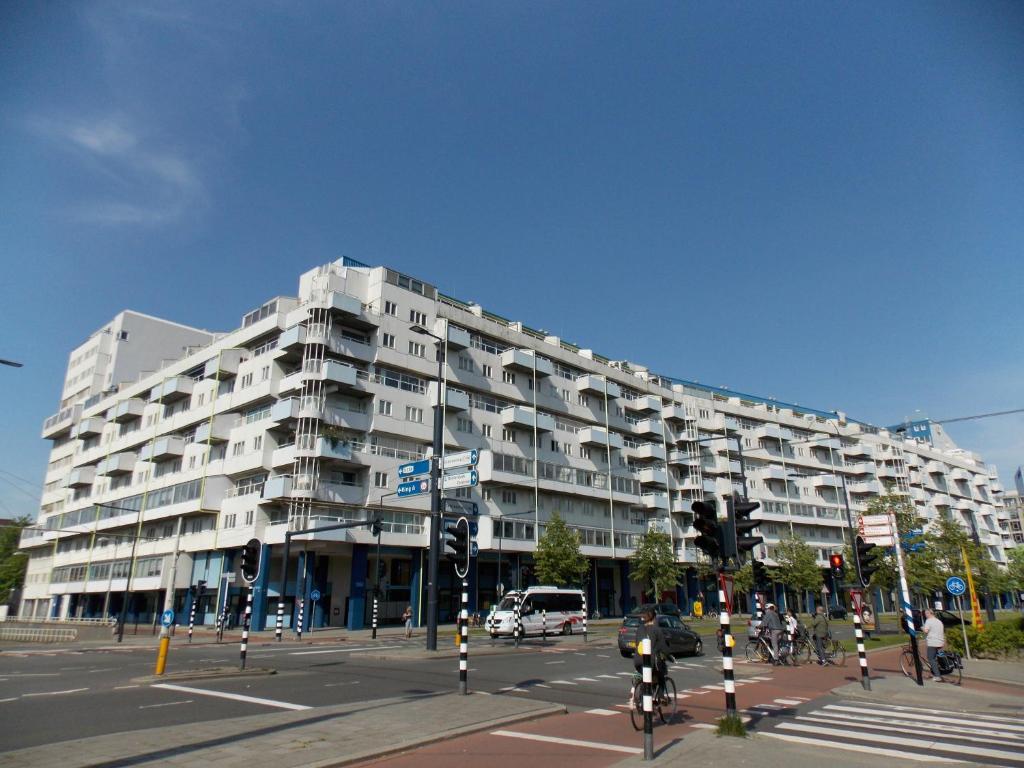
306, 696, 567, 768
132, 666, 277, 684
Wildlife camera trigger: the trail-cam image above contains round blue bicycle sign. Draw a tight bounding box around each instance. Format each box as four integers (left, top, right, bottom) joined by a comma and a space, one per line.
310, 589, 321, 602
945, 576, 966, 596
160, 609, 175, 627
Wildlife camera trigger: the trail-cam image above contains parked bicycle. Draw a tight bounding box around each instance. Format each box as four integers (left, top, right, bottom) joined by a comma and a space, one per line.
899, 644, 962, 685
629, 671, 677, 729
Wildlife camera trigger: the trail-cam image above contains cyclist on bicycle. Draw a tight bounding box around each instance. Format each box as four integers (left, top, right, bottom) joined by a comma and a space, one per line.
633, 609, 672, 702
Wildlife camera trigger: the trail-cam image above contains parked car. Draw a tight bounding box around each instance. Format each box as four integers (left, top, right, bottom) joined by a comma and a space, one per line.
828, 606, 847, 620
618, 613, 704, 658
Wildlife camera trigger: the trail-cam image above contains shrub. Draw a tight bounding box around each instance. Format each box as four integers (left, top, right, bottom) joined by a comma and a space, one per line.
946, 620, 1024, 658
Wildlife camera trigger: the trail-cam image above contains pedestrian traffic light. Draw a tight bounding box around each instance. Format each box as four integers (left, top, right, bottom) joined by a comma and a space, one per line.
752, 559, 769, 588
443, 517, 470, 578
829, 552, 844, 579
855, 535, 880, 588
692, 501, 722, 562
240, 537, 262, 583
730, 499, 763, 563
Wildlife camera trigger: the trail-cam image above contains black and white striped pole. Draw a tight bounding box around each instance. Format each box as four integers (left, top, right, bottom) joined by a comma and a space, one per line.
582, 591, 588, 643
542, 608, 547, 643
239, 588, 253, 670
513, 592, 521, 648
187, 593, 197, 644
274, 597, 284, 642
641, 636, 654, 760
296, 594, 305, 641
852, 589, 870, 690
719, 572, 737, 718
459, 578, 469, 694
372, 591, 379, 640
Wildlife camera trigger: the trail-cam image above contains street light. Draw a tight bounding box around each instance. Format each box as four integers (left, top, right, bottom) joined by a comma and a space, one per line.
0, 358, 23, 368
410, 323, 445, 651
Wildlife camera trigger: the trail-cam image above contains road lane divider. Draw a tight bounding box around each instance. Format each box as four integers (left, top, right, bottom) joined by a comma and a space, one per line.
152, 683, 311, 711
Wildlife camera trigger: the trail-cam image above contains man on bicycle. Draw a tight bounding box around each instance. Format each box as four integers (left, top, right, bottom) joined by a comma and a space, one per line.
634, 609, 672, 702
763, 603, 784, 665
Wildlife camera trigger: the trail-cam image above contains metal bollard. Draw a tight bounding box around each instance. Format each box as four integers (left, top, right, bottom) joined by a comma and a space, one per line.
459, 579, 469, 694
239, 589, 253, 670
719, 584, 736, 718
542, 609, 547, 643
275, 598, 284, 642
372, 593, 379, 640
187, 598, 197, 644
854, 608, 870, 690
296, 596, 305, 641
513, 593, 521, 648
641, 636, 653, 760
582, 593, 588, 643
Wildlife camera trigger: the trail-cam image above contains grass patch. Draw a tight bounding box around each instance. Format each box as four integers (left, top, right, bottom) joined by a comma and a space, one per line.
716, 714, 748, 738
838, 633, 906, 653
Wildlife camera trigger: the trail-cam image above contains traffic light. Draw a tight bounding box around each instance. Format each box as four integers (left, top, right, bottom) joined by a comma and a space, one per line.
829, 552, 845, 579
752, 559, 769, 588
195, 580, 207, 599
240, 537, 262, 583
692, 501, 722, 562
443, 517, 470, 577
855, 535, 881, 588
730, 499, 763, 563
370, 519, 382, 537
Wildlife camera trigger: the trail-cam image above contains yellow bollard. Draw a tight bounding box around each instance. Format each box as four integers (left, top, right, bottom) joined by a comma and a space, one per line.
155, 635, 170, 675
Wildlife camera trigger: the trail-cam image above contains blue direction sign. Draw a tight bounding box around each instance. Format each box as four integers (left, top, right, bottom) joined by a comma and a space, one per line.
310, 589, 322, 602
946, 576, 966, 596
160, 609, 175, 628
397, 478, 431, 498
398, 458, 431, 479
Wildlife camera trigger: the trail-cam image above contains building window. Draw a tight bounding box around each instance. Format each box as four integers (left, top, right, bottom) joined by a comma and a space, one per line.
118, 330, 130, 341
453, 487, 471, 499
406, 406, 423, 423
502, 490, 518, 504
410, 310, 427, 326
562, 389, 571, 402
457, 417, 473, 433
223, 514, 237, 529
503, 371, 515, 384
481, 424, 492, 438
382, 333, 396, 349
482, 364, 493, 378
232, 442, 245, 457
502, 428, 517, 443
261, 365, 270, 382
384, 300, 397, 316
375, 472, 389, 489
252, 435, 263, 451
378, 399, 393, 416
408, 341, 426, 358
580, 446, 591, 459
458, 356, 474, 373
577, 393, 588, 406
245, 510, 254, 525
550, 440, 560, 452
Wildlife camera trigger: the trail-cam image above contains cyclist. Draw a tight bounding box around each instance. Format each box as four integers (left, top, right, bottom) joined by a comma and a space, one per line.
763, 603, 784, 665
633, 609, 672, 703
922, 609, 945, 682
811, 605, 829, 664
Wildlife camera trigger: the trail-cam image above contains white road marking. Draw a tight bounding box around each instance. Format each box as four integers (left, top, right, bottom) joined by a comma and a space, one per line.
290, 644, 402, 656
549, 680, 577, 685
574, 677, 599, 682
534, 684, 551, 688
615, 672, 634, 676
774, 698, 804, 706
597, 674, 619, 680
691, 723, 716, 730
585, 708, 620, 716
762, 732, 957, 763
22, 688, 88, 697
139, 700, 192, 709
0, 698, 18, 703
492, 730, 642, 755
324, 681, 361, 687
597, 654, 610, 658
823, 704, 1024, 731
152, 684, 311, 711
114, 685, 140, 690
545, 661, 565, 665
798, 713, 1024, 745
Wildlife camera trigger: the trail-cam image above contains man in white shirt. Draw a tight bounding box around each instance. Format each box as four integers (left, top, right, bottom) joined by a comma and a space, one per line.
922, 609, 946, 681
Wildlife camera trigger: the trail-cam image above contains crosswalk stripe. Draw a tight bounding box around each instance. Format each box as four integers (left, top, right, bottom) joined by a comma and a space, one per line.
585, 708, 620, 716
775, 722, 1024, 762
574, 677, 599, 682
823, 704, 1024, 733
616, 672, 634, 677
773, 699, 804, 706
549, 680, 577, 685
845, 702, 1024, 728
812, 709, 1024, 740
597, 674, 619, 680
762, 732, 958, 763
798, 714, 1024, 746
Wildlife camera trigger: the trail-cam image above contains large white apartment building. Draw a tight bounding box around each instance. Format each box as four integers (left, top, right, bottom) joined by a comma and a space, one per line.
19, 258, 1015, 630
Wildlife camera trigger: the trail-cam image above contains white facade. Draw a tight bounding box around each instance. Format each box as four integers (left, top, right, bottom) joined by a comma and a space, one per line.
20, 259, 1014, 626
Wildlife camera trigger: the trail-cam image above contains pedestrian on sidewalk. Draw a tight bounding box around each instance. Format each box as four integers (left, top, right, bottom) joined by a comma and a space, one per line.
812, 605, 829, 664
402, 605, 413, 639
923, 608, 945, 681
763, 603, 783, 665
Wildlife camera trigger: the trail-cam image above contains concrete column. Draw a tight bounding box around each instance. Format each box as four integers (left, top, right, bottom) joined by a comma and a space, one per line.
410, 548, 423, 627
346, 544, 368, 630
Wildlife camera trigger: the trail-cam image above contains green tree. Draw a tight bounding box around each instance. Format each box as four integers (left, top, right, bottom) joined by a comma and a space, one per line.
533, 513, 588, 587
732, 561, 754, 594
773, 536, 822, 612
629, 530, 681, 599
1006, 547, 1024, 593
0, 516, 30, 602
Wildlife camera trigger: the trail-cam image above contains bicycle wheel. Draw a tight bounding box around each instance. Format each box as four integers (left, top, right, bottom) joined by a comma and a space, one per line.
795, 639, 811, 664
629, 683, 644, 731
829, 641, 846, 666
941, 654, 962, 685
657, 678, 677, 724
744, 641, 762, 663
899, 648, 915, 678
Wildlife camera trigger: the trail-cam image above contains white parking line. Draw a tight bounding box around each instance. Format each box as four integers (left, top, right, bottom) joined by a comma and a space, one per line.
152, 684, 311, 711
139, 700, 192, 709
492, 730, 642, 755
574, 677, 599, 682
22, 688, 88, 697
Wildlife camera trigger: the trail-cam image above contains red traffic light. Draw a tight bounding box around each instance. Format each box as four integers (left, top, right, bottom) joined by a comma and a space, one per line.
829, 553, 844, 568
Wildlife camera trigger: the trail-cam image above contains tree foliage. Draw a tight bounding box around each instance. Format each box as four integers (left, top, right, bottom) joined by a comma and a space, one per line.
772, 536, 822, 611
1006, 548, 1024, 593
533, 513, 588, 587
629, 530, 681, 598
0, 516, 30, 603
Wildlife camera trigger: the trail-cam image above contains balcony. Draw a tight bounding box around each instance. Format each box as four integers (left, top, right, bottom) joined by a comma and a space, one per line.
429, 382, 469, 412
845, 461, 875, 475
625, 395, 661, 413
204, 349, 246, 379
502, 406, 555, 432
677, 475, 702, 491
696, 412, 726, 431
843, 443, 874, 459
325, 291, 365, 319
811, 473, 842, 488
662, 404, 693, 424
446, 324, 471, 350
877, 465, 900, 479
500, 349, 553, 377
632, 443, 666, 462
278, 370, 303, 396
750, 465, 788, 481
641, 492, 669, 511
633, 418, 662, 437
42, 405, 81, 438
579, 427, 624, 450
925, 460, 946, 474
274, 326, 307, 360
667, 449, 699, 466
753, 424, 784, 441
261, 476, 293, 501
638, 468, 668, 487
316, 437, 365, 467
848, 480, 883, 495
67, 466, 96, 488
97, 452, 137, 476
576, 375, 621, 398
75, 417, 105, 439
195, 414, 235, 443
153, 376, 194, 403
139, 436, 186, 462
950, 468, 970, 482
112, 398, 146, 423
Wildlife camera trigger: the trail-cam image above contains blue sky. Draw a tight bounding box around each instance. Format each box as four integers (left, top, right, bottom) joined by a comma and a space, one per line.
1, 2, 1022, 519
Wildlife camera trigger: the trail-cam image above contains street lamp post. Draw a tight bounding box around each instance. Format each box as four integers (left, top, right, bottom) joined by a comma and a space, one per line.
411, 323, 446, 651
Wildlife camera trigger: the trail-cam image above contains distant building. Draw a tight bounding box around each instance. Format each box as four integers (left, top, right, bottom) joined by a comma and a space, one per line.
1002, 491, 1024, 547
19, 258, 1015, 628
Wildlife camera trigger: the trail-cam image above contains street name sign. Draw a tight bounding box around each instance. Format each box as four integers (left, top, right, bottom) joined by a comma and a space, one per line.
397, 478, 431, 498
860, 515, 890, 528
440, 469, 478, 490
443, 449, 479, 471
398, 458, 431, 478
442, 498, 479, 517
863, 534, 895, 547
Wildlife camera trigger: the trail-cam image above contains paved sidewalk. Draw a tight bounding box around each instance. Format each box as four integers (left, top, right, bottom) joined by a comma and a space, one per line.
832, 672, 1024, 711
964, 657, 1024, 686
0, 692, 565, 768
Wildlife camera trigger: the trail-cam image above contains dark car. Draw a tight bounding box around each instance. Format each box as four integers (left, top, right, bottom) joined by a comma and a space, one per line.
828, 606, 847, 620
618, 614, 704, 658
903, 608, 970, 632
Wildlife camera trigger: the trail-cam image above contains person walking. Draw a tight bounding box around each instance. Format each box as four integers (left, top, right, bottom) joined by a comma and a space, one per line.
402, 604, 413, 640
922, 608, 946, 681
812, 605, 829, 664
763, 603, 784, 665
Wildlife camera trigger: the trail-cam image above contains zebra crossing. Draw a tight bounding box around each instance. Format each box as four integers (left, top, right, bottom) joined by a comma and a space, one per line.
762, 700, 1024, 765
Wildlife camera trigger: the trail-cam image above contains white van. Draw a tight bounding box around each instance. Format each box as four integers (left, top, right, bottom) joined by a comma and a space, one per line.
486, 586, 585, 637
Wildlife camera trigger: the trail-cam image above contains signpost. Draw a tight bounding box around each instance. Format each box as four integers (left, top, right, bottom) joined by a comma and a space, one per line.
440, 469, 478, 491
890, 513, 923, 686
946, 575, 972, 660
442, 498, 479, 517
397, 478, 431, 498
398, 458, 431, 479
443, 449, 479, 471
310, 589, 321, 633
160, 609, 174, 628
